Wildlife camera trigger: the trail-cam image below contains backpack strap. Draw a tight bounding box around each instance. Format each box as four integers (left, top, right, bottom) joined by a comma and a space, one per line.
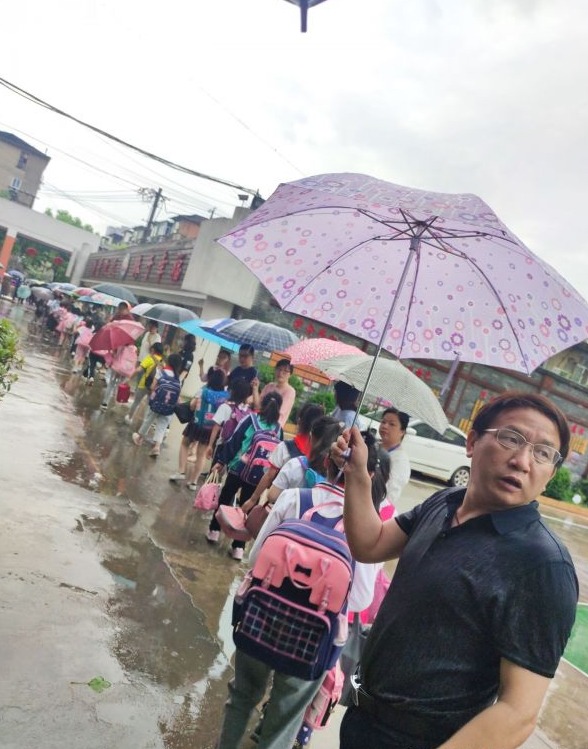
298, 487, 314, 517
299, 489, 343, 530
286, 439, 303, 458
250, 412, 260, 432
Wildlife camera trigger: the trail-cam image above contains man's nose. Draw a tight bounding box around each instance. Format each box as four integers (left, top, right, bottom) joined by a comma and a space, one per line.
509, 442, 534, 469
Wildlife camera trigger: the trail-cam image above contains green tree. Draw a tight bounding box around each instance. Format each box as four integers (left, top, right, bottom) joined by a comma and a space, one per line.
0, 320, 23, 398
45, 208, 94, 233
544, 467, 574, 502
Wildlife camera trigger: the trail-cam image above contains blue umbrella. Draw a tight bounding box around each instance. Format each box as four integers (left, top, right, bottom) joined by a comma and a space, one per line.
178, 319, 240, 351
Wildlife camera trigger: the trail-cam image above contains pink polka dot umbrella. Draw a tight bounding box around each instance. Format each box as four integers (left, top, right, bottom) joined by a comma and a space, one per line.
217, 172, 588, 377
282, 338, 367, 366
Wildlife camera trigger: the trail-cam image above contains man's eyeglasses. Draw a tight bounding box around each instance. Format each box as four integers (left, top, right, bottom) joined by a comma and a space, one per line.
485, 428, 561, 466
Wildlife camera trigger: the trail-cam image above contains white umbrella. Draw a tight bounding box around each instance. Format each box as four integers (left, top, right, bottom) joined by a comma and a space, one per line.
130, 303, 154, 316
316, 353, 449, 433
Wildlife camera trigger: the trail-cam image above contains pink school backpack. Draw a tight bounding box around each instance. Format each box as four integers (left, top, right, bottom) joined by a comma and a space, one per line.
301, 661, 345, 730
232, 489, 353, 681
238, 414, 281, 486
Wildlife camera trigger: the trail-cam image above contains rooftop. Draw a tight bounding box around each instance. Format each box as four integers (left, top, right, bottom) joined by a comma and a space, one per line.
0, 131, 50, 160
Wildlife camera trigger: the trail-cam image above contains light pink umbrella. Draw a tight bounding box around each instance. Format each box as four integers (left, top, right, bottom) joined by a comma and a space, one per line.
218, 172, 588, 376
283, 338, 367, 366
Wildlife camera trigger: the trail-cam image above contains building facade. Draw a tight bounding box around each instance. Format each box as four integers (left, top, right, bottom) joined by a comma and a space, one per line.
0, 132, 50, 208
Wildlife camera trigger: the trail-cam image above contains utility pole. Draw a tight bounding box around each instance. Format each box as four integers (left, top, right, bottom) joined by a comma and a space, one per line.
139, 187, 163, 243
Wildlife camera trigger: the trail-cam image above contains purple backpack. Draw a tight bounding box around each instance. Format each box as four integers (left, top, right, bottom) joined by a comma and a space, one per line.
221, 403, 250, 443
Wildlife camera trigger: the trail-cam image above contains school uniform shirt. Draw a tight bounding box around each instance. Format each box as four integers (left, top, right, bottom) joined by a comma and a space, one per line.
138, 330, 162, 361
248, 482, 378, 612
268, 434, 311, 471
331, 406, 369, 431
271, 456, 307, 492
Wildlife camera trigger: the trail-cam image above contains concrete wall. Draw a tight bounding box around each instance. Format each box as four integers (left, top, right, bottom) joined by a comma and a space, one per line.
0, 197, 100, 271
182, 208, 259, 309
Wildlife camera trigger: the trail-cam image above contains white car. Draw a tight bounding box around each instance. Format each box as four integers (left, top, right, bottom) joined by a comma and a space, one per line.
403, 419, 471, 487
363, 412, 471, 487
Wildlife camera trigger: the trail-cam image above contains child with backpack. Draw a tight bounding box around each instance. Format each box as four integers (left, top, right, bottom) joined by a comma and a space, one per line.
207, 392, 283, 560
250, 415, 343, 510
205, 377, 253, 465
215, 431, 390, 749
169, 368, 228, 489
239, 403, 326, 515
132, 353, 182, 457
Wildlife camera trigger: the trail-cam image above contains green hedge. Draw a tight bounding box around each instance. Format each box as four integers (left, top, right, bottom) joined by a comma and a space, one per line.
0, 319, 22, 398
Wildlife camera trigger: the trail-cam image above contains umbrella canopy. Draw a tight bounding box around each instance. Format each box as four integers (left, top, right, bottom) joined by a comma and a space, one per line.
89, 319, 145, 352
204, 318, 299, 352
178, 319, 240, 351
142, 303, 198, 326
130, 302, 154, 316
53, 282, 77, 292
83, 292, 124, 307
73, 287, 96, 297
7, 269, 24, 279
31, 286, 54, 301
283, 338, 367, 365
316, 354, 448, 433
218, 172, 588, 375
92, 283, 138, 305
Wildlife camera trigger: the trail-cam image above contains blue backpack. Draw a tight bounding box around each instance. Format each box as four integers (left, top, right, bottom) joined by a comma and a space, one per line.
150, 370, 181, 416
232, 488, 353, 680
195, 387, 228, 427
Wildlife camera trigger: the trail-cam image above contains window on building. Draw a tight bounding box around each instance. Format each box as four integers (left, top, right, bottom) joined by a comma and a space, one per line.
10, 176, 22, 190
17, 152, 28, 169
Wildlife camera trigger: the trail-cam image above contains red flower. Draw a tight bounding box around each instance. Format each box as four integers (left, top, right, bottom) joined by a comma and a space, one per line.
53, 256, 64, 266
25, 247, 38, 257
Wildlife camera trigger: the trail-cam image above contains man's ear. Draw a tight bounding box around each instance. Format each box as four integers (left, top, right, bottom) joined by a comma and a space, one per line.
466, 429, 479, 458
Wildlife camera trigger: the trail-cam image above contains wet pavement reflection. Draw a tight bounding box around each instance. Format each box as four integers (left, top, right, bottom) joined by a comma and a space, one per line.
1, 302, 587, 749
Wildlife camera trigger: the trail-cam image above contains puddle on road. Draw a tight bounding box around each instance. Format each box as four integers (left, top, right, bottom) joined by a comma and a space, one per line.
10, 332, 243, 747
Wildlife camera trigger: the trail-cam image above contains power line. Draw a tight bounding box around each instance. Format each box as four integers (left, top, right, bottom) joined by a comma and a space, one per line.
0, 76, 260, 197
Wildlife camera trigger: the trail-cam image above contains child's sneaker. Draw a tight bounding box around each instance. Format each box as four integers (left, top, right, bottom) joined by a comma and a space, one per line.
132, 433, 143, 446
206, 530, 220, 544
230, 547, 244, 561
149, 444, 160, 457
169, 472, 186, 482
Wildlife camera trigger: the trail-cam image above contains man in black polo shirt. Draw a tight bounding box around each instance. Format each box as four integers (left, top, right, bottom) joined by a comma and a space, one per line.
336, 391, 578, 749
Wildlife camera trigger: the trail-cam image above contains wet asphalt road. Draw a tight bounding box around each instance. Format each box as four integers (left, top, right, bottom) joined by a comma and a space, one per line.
0, 312, 243, 749
1, 304, 587, 749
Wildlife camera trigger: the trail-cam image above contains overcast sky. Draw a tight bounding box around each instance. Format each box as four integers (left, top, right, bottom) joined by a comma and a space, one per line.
1, 0, 587, 298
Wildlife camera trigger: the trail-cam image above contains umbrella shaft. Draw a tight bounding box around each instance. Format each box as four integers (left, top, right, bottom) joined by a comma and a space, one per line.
353, 241, 418, 421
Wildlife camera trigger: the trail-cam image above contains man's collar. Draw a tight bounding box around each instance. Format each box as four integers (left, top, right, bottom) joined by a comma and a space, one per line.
445, 489, 540, 534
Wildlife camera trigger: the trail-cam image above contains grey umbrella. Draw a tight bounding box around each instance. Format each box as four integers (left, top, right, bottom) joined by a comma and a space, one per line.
142, 303, 198, 326
92, 283, 138, 305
